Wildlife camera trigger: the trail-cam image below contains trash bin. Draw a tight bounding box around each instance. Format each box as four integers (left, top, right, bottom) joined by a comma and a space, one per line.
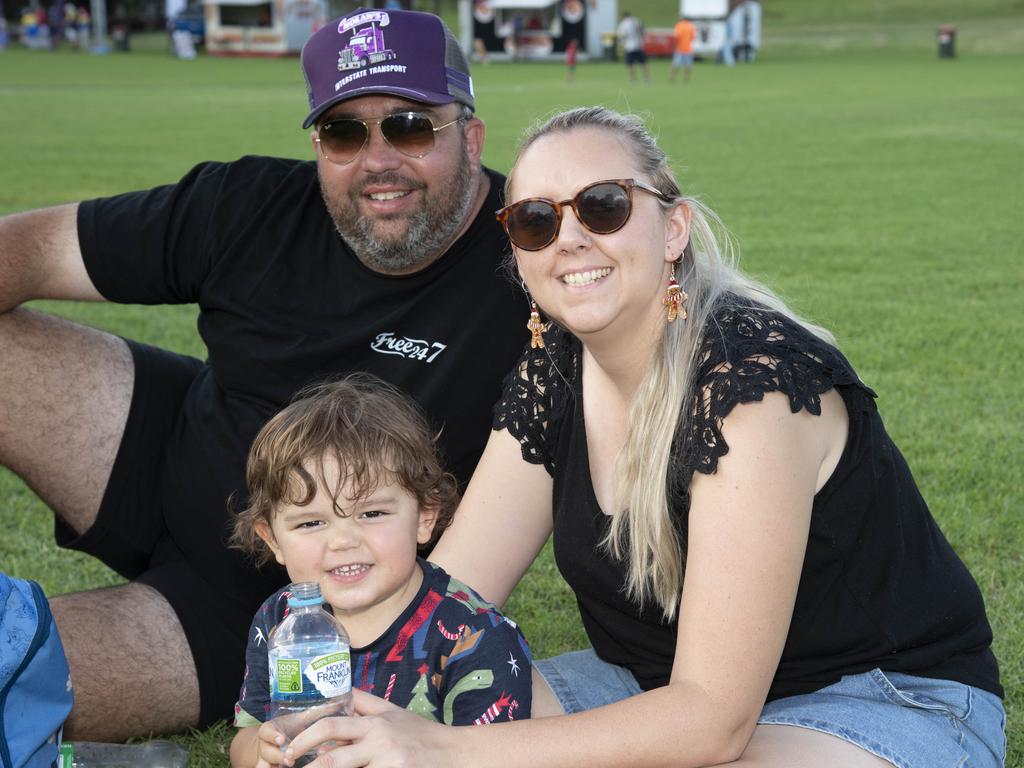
601, 31, 617, 61
112, 23, 130, 51
937, 25, 955, 58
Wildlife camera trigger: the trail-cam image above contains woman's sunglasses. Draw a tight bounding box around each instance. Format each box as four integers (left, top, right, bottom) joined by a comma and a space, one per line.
495, 178, 674, 251
314, 112, 462, 165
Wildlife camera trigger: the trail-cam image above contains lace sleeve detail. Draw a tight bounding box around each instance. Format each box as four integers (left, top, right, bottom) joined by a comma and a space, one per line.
492, 327, 577, 477
685, 302, 872, 478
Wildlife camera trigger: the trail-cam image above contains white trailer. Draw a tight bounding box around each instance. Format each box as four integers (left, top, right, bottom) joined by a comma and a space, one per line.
679, 0, 727, 58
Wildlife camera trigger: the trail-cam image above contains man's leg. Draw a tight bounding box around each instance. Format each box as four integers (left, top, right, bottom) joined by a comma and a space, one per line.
51, 584, 200, 740
0, 307, 201, 738
0, 307, 130, 534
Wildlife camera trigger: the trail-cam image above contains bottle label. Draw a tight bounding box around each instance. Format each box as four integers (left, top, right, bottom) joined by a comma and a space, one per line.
306, 650, 352, 697
275, 658, 305, 694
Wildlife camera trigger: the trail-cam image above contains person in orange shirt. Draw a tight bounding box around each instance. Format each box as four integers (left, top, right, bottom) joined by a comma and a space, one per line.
671, 15, 696, 83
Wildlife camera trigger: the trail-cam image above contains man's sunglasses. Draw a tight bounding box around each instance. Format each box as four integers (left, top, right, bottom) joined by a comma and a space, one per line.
495, 178, 674, 251
314, 112, 462, 165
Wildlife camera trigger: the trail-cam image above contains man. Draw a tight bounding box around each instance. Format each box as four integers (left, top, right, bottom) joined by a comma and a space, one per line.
670, 14, 696, 83
0, 8, 525, 740
616, 11, 649, 83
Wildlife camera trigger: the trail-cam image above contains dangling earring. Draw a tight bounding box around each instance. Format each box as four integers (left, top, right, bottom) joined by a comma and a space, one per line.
662, 259, 688, 323
527, 300, 546, 349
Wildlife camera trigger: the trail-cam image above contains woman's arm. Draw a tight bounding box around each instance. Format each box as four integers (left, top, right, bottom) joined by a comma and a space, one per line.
289, 390, 845, 768
430, 426, 554, 607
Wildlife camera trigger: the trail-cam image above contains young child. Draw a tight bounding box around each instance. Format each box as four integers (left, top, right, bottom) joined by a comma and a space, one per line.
228, 375, 531, 768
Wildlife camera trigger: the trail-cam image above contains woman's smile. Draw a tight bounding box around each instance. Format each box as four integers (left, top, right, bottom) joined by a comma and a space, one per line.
560, 267, 613, 286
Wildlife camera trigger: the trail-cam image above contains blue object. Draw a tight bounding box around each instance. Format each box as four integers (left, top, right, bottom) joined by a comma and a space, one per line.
536, 649, 1006, 766
0, 575, 73, 768
171, 4, 205, 46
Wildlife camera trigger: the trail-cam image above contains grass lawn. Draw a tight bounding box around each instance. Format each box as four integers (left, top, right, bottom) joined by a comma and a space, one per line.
1, 5, 1021, 765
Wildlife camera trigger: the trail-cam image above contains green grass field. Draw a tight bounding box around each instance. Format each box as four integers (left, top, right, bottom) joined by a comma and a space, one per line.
1, 2, 1021, 764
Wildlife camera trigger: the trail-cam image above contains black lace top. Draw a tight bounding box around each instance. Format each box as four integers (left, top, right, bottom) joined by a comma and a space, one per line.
494, 299, 1001, 701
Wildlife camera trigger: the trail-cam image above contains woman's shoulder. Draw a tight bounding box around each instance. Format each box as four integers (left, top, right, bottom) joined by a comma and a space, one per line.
699, 298, 867, 401
492, 325, 578, 475
497, 325, 578, 403
686, 297, 874, 476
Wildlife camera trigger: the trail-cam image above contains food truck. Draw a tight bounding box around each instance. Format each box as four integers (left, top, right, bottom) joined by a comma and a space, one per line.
204, 0, 325, 56
678, 0, 727, 58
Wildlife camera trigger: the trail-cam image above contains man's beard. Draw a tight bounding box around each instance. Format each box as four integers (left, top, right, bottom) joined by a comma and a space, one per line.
319, 149, 476, 273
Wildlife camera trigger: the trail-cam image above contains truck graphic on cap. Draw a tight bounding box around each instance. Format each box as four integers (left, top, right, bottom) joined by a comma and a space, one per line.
337, 10, 397, 70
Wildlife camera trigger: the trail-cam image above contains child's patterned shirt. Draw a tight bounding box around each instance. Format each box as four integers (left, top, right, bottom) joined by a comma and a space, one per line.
234, 559, 532, 726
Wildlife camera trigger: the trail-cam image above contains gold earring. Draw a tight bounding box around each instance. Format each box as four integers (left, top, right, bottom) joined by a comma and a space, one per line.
662, 259, 688, 323
527, 300, 547, 349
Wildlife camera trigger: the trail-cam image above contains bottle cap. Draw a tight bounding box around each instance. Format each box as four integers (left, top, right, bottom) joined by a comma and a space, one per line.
286, 582, 324, 608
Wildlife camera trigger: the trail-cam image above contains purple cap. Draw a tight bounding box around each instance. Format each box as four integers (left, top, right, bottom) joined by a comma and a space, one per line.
300, 8, 475, 129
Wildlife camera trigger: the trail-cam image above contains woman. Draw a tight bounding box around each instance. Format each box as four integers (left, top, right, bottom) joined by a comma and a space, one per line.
284, 107, 1005, 767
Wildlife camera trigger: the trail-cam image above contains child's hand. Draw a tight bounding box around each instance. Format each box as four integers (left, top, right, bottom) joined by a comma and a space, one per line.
255, 720, 289, 768
270, 697, 351, 764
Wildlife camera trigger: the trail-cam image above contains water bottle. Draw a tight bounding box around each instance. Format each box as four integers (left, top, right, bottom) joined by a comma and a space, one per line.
269, 582, 352, 767
58, 740, 188, 768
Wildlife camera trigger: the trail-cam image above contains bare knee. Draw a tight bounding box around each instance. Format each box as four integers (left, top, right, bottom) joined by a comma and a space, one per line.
52, 583, 200, 740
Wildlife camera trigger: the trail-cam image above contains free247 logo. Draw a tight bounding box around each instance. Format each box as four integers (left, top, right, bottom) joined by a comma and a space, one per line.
370, 332, 447, 363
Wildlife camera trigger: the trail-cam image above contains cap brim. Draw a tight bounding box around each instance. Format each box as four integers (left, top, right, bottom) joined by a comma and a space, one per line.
301, 87, 458, 129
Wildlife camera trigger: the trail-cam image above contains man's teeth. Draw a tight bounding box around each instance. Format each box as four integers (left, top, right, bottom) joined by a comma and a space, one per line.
368, 191, 407, 201
562, 268, 611, 286
332, 564, 369, 575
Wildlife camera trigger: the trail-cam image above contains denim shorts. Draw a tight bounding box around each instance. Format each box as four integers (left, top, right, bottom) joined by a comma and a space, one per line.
672, 52, 694, 68
534, 651, 1006, 768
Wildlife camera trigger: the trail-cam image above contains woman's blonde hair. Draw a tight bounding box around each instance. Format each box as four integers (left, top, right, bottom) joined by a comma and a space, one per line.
508, 107, 834, 620
229, 373, 459, 564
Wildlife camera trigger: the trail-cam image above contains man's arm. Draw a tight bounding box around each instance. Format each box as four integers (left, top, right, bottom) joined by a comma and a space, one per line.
0, 204, 104, 312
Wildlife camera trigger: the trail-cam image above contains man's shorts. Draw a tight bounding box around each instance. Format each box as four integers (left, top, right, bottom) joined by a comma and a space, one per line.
535, 650, 1006, 767
54, 338, 281, 728
672, 51, 694, 68
625, 49, 647, 65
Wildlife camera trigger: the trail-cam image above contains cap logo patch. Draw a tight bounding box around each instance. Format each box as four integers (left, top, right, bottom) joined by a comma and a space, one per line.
337, 11, 397, 71
334, 10, 408, 92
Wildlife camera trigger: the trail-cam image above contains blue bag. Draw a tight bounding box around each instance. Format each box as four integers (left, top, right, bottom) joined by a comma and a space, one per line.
0, 575, 73, 768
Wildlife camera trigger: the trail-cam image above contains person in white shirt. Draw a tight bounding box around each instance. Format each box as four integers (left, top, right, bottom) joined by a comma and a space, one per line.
616, 11, 650, 82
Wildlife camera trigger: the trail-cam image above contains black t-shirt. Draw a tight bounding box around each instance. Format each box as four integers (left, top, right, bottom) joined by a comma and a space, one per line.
78, 157, 526, 604
494, 298, 1002, 701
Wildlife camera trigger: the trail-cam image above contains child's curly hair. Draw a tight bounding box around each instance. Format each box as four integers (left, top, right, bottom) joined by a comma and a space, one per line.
229, 373, 459, 565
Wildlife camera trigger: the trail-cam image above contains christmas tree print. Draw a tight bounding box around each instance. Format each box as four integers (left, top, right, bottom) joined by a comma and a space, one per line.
406, 664, 437, 721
